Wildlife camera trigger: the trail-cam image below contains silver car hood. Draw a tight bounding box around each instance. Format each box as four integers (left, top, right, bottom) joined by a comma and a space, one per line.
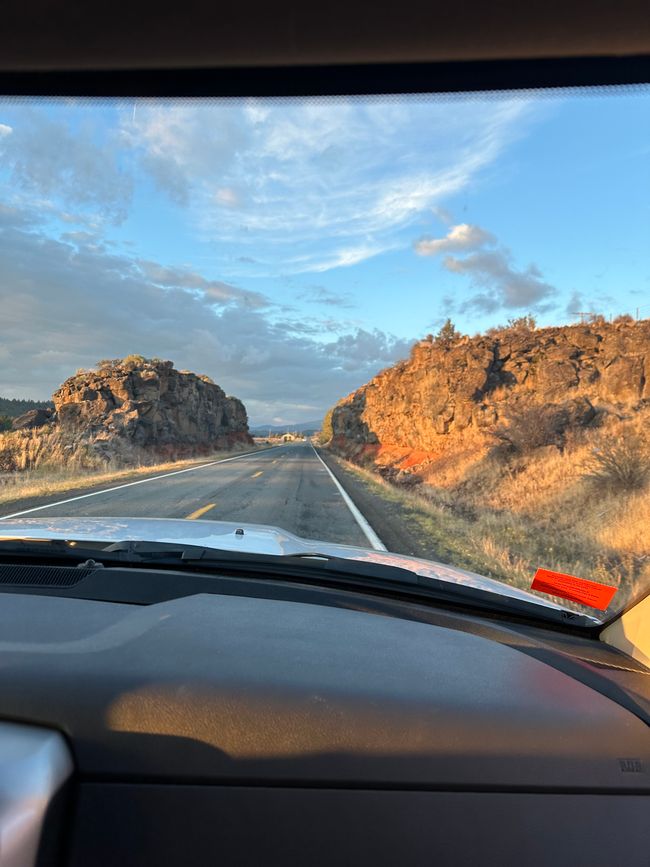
0, 515, 561, 610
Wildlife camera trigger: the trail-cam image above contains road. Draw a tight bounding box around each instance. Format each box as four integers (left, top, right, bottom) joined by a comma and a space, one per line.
0, 443, 384, 549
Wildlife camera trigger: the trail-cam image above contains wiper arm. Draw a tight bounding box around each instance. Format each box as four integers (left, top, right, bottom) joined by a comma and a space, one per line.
0, 537, 596, 628
0, 538, 420, 582
100, 539, 423, 584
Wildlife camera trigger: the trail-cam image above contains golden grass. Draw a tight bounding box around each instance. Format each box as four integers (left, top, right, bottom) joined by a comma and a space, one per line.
330, 413, 650, 614
0, 445, 269, 508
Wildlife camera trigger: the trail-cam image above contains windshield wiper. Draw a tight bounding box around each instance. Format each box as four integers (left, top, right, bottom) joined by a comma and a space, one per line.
0, 537, 597, 629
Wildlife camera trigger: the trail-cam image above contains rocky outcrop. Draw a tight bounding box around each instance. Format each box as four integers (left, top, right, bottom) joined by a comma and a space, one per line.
52, 358, 252, 460
0, 357, 252, 472
329, 319, 650, 466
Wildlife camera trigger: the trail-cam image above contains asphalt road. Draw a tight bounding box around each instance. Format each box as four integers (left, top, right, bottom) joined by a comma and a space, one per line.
2, 443, 380, 548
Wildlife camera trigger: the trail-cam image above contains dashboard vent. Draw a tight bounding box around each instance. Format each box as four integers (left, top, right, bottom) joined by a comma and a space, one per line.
0, 563, 93, 587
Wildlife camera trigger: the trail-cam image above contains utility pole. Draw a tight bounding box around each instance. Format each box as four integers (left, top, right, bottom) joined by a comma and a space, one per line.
575, 312, 591, 324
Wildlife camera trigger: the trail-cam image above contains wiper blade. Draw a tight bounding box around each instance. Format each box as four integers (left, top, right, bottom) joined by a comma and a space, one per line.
0, 538, 421, 581
0, 537, 596, 628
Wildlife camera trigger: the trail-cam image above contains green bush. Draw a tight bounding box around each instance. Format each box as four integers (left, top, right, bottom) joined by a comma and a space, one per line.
435, 318, 461, 347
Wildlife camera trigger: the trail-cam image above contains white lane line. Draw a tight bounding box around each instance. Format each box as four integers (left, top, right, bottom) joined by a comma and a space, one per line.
0, 446, 285, 520
310, 444, 386, 552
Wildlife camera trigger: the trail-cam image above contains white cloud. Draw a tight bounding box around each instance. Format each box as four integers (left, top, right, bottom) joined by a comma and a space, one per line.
0, 206, 410, 422
1, 97, 533, 275
566, 290, 587, 316
123, 96, 532, 275
415, 223, 496, 256
122, 102, 246, 206
135, 259, 268, 308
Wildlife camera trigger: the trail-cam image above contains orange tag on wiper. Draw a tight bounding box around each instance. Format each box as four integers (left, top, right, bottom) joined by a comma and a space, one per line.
531, 568, 617, 611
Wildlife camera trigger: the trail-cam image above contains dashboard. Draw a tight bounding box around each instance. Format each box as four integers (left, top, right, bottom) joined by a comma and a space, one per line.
0, 571, 647, 866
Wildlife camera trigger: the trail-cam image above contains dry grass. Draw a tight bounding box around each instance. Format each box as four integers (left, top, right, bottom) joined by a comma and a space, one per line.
331, 412, 650, 614
0, 445, 269, 508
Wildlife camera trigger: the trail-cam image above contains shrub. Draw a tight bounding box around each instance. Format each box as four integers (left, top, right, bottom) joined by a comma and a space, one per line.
506, 314, 536, 332
96, 358, 121, 371
435, 318, 461, 347
122, 354, 147, 367
491, 405, 563, 455
583, 434, 650, 492
319, 408, 334, 445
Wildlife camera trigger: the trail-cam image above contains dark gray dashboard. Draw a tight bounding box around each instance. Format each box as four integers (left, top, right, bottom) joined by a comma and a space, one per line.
0, 588, 647, 866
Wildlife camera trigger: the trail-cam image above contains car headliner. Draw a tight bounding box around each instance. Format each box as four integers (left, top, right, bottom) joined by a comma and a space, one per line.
1, 0, 649, 75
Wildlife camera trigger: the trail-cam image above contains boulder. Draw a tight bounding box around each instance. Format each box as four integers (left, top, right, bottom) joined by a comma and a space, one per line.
52, 358, 252, 453
11, 408, 53, 430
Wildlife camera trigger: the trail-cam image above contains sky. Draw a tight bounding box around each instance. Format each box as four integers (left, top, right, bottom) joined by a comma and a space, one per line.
0, 88, 648, 425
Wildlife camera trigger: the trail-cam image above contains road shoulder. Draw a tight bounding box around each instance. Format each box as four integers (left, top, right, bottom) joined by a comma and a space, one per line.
315, 447, 445, 560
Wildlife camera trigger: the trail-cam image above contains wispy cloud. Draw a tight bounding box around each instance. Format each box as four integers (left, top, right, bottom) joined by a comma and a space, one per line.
0, 97, 532, 274
122, 96, 532, 275
299, 286, 356, 308
135, 259, 269, 308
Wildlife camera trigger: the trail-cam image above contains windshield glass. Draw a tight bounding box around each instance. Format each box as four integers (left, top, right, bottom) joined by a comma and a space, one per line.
1, 87, 648, 624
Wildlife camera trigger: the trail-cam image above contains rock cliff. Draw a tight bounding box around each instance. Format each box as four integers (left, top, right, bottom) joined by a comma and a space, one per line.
53, 358, 252, 460
0, 357, 252, 471
329, 319, 650, 468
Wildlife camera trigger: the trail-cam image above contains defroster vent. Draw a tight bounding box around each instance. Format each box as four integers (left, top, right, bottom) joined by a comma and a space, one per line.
0, 563, 93, 586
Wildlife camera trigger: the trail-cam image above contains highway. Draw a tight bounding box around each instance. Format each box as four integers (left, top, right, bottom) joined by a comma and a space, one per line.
0, 443, 384, 549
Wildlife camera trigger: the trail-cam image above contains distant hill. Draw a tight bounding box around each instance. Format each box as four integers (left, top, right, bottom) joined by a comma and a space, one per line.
250, 420, 322, 435
0, 396, 54, 417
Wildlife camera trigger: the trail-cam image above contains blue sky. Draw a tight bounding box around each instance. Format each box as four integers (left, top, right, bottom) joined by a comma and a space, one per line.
0, 88, 648, 423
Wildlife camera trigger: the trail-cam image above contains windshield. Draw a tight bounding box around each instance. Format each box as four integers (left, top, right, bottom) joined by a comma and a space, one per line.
0, 87, 648, 625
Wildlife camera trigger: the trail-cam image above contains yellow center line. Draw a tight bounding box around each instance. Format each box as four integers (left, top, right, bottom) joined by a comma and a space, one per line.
185, 503, 216, 520
251, 471, 264, 478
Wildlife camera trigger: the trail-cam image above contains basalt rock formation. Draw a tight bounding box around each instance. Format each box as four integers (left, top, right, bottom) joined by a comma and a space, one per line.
328, 319, 650, 469
53, 358, 252, 459
0, 357, 252, 471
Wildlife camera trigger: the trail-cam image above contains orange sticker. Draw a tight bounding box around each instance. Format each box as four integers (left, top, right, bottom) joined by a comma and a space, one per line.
531, 567, 617, 611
